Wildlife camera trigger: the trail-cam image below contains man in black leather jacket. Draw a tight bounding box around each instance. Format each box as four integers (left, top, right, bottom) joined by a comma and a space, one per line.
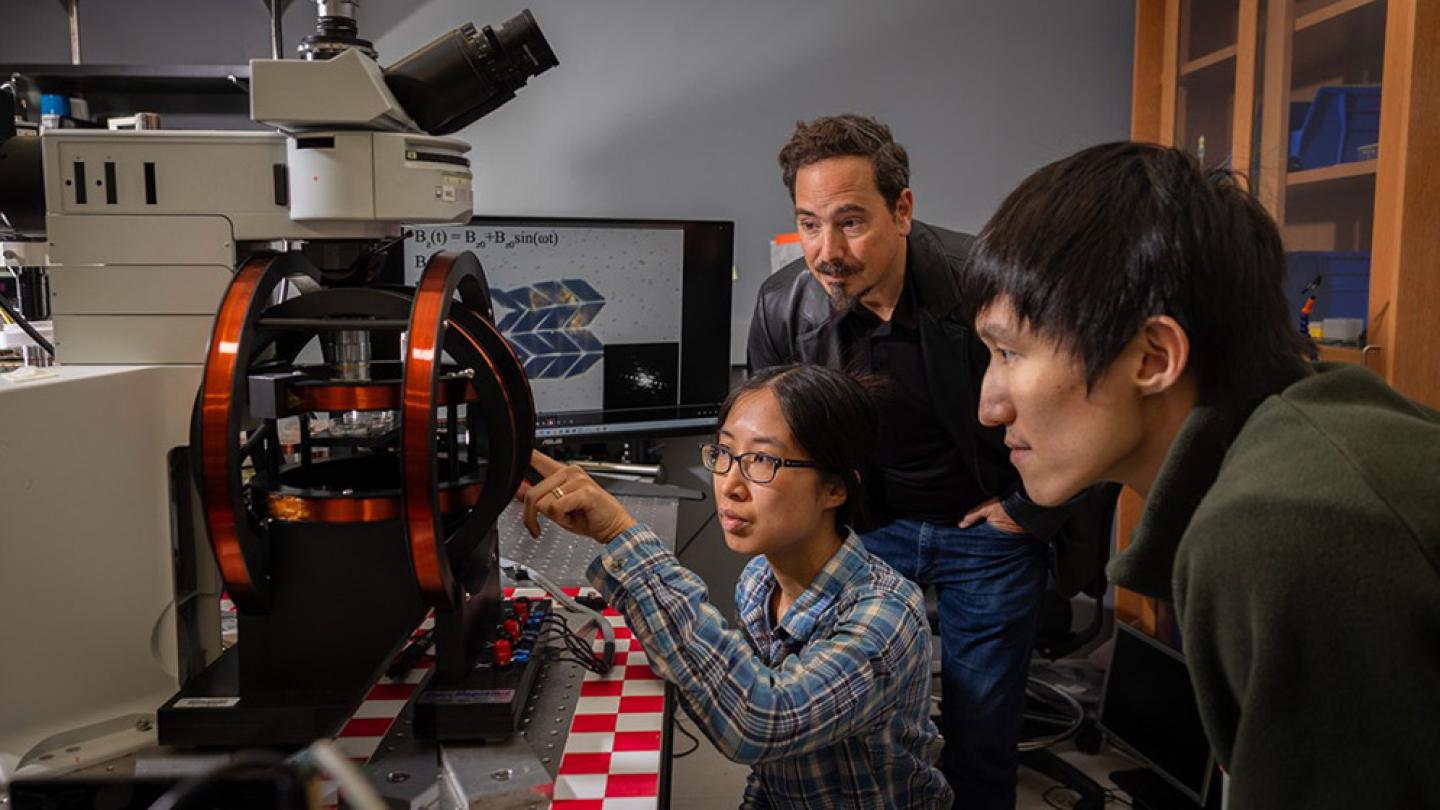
747, 115, 1072, 808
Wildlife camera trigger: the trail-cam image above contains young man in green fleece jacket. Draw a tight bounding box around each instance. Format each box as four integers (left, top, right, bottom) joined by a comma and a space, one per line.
956, 141, 1440, 809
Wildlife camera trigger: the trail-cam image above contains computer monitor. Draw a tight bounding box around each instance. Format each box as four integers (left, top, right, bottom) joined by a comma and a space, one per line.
1098, 622, 1220, 806
404, 216, 734, 440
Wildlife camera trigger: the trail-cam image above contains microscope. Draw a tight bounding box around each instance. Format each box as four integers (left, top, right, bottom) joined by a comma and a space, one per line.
0, 0, 559, 791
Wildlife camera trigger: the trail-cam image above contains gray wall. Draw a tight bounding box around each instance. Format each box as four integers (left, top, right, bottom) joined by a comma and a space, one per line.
4, 0, 1136, 362
3, 0, 1136, 618
374, 0, 1137, 362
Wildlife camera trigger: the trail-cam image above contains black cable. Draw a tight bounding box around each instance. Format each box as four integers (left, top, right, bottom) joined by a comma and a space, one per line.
671, 716, 701, 758
674, 509, 717, 559
551, 628, 599, 665
541, 607, 617, 675
238, 421, 273, 470
561, 634, 598, 662
375, 230, 412, 257
385, 628, 435, 680
555, 655, 605, 672
551, 639, 597, 661
0, 292, 54, 357
550, 630, 592, 656
542, 614, 607, 673
537, 621, 585, 660
543, 613, 594, 650
348, 237, 401, 282
550, 647, 605, 674
543, 610, 594, 641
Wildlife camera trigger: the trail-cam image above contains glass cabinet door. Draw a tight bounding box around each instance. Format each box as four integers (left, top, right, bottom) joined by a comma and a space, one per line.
1175, 0, 1243, 171
1254, 0, 1387, 360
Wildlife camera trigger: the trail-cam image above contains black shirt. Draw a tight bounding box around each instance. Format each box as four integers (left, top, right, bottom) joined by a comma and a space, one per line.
839, 269, 984, 525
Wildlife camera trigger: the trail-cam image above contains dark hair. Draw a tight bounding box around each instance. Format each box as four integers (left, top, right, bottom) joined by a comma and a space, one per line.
959, 142, 1310, 407
778, 114, 910, 211
718, 363, 878, 534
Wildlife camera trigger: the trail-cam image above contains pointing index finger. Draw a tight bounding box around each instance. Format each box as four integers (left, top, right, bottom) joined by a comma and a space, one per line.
530, 449, 565, 480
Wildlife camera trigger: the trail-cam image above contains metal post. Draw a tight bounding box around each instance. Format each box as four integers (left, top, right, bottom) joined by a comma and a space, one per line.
259, 0, 302, 59
62, 0, 81, 64
261, 0, 286, 59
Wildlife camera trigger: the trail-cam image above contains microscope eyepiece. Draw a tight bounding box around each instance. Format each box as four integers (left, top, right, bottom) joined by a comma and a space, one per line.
384, 9, 558, 136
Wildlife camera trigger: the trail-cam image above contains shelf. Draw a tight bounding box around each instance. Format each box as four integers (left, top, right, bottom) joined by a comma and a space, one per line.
1288, 159, 1378, 187
1295, 0, 1381, 33
0, 64, 250, 95
1290, 0, 1387, 88
1180, 2, 1241, 65
1180, 44, 1238, 79
1316, 344, 1364, 364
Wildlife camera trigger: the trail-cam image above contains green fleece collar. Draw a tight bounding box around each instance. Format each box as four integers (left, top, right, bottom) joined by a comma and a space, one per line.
1107, 404, 1249, 601
1109, 359, 1314, 600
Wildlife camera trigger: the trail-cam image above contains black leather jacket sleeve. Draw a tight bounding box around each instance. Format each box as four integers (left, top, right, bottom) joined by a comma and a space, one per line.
746, 285, 786, 374
1001, 490, 1072, 540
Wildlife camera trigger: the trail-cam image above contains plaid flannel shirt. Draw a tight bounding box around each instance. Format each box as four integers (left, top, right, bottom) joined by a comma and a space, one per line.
587, 524, 952, 809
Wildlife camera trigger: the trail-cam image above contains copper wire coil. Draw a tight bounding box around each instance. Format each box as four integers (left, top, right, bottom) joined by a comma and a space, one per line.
288, 378, 480, 413
265, 481, 484, 523
199, 250, 516, 614
401, 253, 523, 607
199, 254, 274, 612
403, 259, 450, 599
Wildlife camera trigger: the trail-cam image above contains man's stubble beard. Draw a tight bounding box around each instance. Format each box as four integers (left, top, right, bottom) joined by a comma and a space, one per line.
815, 259, 862, 313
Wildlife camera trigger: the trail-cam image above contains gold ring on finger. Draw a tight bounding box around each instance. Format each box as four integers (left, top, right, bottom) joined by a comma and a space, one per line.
551, 486, 566, 501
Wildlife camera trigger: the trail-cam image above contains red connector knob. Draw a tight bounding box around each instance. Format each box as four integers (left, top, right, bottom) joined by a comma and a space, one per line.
503, 618, 521, 641
494, 637, 513, 668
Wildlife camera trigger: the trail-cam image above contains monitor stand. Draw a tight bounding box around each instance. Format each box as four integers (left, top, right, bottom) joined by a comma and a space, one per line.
598, 477, 704, 501
1110, 768, 1210, 810
547, 440, 706, 500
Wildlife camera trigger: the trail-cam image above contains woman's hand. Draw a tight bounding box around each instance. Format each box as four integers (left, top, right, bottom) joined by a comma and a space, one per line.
520, 450, 638, 544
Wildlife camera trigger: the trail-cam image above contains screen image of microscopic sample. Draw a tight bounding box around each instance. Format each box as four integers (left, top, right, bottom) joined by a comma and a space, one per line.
603, 342, 679, 411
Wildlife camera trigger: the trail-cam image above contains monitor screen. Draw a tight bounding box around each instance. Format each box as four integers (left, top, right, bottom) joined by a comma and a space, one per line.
404, 216, 733, 439
1098, 622, 1217, 804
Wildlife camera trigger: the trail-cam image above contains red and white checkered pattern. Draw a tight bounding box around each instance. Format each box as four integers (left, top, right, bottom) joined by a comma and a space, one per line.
220, 593, 434, 765
331, 614, 436, 763
549, 588, 665, 810
222, 587, 665, 808
322, 586, 666, 809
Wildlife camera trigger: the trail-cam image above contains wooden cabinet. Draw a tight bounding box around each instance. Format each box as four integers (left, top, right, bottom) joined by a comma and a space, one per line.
1137, 0, 1438, 405
1121, 0, 1440, 633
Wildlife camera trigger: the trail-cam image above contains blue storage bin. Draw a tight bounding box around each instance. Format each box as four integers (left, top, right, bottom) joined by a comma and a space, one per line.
1287, 102, 1310, 159
1285, 251, 1370, 328
1288, 85, 1381, 170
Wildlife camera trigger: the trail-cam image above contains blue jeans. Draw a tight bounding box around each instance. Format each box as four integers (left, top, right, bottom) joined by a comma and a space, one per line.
862, 518, 1047, 810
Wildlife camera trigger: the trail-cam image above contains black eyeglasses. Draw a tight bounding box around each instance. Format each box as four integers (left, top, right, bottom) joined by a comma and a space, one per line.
699, 442, 822, 485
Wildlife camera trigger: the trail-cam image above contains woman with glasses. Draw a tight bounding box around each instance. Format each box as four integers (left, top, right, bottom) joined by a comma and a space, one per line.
522, 363, 952, 809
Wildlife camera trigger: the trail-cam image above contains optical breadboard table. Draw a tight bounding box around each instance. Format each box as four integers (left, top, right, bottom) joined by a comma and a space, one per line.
47, 495, 681, 809
348, 585, 670, 809
338, 495, 682, 808
496, 494, 681, 587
